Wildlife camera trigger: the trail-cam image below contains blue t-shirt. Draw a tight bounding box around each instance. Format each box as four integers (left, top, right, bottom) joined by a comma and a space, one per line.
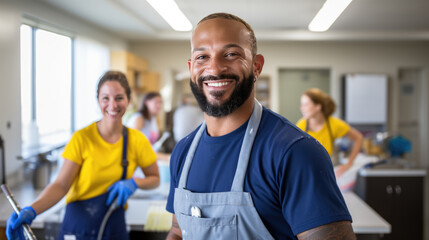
166, 108, 352, 239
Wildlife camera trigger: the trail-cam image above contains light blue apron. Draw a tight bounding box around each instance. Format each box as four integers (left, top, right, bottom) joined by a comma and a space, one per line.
174, 100, 275, 240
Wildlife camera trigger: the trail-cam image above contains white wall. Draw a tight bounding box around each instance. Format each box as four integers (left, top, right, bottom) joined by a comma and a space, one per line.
0, 0, 128, 177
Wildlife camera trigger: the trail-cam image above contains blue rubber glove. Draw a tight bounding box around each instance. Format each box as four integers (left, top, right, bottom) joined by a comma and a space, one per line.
106, 178, 138, 207
6, 206, 37, 240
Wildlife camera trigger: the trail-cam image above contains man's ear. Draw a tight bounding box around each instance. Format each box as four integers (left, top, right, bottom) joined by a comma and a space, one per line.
253, 54, 265, 78
188, 59, 192, 72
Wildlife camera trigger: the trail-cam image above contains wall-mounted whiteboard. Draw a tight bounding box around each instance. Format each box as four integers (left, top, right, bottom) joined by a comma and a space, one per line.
344, 74, 387, 124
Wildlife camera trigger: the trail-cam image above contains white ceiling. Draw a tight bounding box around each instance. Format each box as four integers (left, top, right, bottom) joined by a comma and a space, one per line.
37, 0, 429, 41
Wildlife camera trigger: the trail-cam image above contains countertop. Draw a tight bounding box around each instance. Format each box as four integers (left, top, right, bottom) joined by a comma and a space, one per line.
342, 191, 390, 234
128, 190, 392, 234
126, 190, 392, 235
0, 181, 65, 229
1, 154, 391, 235
359, 167, 427, 177
1, 180, 390, 235
0, 181, 171, 230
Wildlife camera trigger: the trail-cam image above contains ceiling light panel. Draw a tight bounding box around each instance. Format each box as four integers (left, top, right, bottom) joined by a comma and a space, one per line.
308, 0, 353, 32
146, 0, 192, 31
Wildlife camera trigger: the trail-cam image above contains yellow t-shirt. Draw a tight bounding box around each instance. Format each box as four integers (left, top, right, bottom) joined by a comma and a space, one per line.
62, 122, 157, 203
296, 117, 350, 156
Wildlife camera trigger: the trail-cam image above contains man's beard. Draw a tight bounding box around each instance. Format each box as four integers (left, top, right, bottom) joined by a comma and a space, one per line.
190, 73, 255, 117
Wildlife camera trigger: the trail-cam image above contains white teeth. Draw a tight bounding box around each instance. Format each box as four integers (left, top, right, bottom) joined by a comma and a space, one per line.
207, 82, 229, 87
108, 111, 118, 115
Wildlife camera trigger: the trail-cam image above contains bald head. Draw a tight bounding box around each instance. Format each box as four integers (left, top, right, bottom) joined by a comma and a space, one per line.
193, 13, 257, 57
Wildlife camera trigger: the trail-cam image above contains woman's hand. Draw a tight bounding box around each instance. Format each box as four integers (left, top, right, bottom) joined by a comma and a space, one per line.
334, 162, 352, 178
6, 206, 37, 240
336, 126, 363, 179
106, 178, 138, 207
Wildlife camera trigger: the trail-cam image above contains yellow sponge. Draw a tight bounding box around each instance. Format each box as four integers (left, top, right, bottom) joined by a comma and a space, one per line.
144, 202, 172, 231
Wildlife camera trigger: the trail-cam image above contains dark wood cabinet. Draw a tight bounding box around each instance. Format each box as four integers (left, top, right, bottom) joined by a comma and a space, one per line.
354, 172, 424, 240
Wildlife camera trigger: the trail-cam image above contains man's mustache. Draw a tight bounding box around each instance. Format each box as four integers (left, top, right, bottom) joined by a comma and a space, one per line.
198, 74, 240, 85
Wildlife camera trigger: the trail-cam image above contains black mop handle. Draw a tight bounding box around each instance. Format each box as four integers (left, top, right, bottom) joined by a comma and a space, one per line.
0, 135, 6, 185
1, 184, 37, 240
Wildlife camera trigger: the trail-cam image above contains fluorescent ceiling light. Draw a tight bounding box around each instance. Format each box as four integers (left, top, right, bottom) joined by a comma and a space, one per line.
146, 0, 192, 31
308, 0, 353, 32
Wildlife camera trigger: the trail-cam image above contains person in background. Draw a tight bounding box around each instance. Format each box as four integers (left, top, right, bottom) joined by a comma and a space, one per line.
6, 71, 160, 240
166, 13, 355, 239
172, 93, 204, 143
127, 91, 171, 163
297, 88, 364, 177
127, 92, 163, 144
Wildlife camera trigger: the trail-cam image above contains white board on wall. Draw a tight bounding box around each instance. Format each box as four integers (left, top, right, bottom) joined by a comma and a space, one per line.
345, 74, 388, 124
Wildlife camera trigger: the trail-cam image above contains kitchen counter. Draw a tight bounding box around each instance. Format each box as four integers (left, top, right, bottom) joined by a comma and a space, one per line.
354, 165, 426, 239
359, 168, 427, 177
1, 181, 390, 237
0, 181, 65, 229
127, 190, 391, 235
342, 191, 390, 234
0, 182, 171, 230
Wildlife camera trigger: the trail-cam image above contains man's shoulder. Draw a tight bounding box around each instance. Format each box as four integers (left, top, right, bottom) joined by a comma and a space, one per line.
261, 108, 300, 129
254, 108, 329, 163
259, 108, 308, 142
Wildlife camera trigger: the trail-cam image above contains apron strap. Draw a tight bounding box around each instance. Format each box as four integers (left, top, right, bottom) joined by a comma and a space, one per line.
178, 121, 206, 189
121, 126, 128, 180
178, 99, 263, 192
230, 100, 263, 192
305, 118, 334, 152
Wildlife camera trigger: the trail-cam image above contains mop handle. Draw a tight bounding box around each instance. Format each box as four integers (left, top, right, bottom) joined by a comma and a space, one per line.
1, 184, 37, 240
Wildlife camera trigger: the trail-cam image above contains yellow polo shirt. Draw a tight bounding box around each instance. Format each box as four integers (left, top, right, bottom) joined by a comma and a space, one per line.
296, 117, 350, 156
62, 122, 156, 203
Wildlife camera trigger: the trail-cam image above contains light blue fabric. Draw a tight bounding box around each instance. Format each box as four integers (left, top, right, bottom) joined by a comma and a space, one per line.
174, 100, 274, 239
168, 102, 352, 238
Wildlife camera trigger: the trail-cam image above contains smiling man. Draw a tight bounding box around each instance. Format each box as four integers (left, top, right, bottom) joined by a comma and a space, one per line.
166, 13, 356, 240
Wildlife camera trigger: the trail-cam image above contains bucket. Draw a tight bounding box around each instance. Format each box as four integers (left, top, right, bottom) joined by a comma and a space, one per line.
32, 160, 52, 189
157, 160, 170, 184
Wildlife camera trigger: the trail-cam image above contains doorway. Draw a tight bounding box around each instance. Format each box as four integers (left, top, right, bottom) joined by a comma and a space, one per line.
278, 68, 330, 124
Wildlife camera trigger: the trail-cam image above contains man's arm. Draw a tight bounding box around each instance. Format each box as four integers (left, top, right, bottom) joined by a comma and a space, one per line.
297, 221, 356, 240
166, 214, 182, 240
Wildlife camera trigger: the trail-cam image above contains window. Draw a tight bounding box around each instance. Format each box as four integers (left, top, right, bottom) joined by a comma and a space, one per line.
73, 37, 110, 130
20, 24, 73, 148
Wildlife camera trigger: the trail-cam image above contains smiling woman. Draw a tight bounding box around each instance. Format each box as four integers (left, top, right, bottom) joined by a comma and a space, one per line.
7, 71, 160, 240
96, 72, 131, 138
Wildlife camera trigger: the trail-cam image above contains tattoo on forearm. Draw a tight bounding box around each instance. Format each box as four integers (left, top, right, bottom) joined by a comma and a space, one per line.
297, 221, 356, 240
166, 216, 182, 240
172, 221, 180, 229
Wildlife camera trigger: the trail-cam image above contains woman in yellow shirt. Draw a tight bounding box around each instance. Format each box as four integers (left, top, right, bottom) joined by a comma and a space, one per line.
7, 71, 160, 240
296, 88, 363, 178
